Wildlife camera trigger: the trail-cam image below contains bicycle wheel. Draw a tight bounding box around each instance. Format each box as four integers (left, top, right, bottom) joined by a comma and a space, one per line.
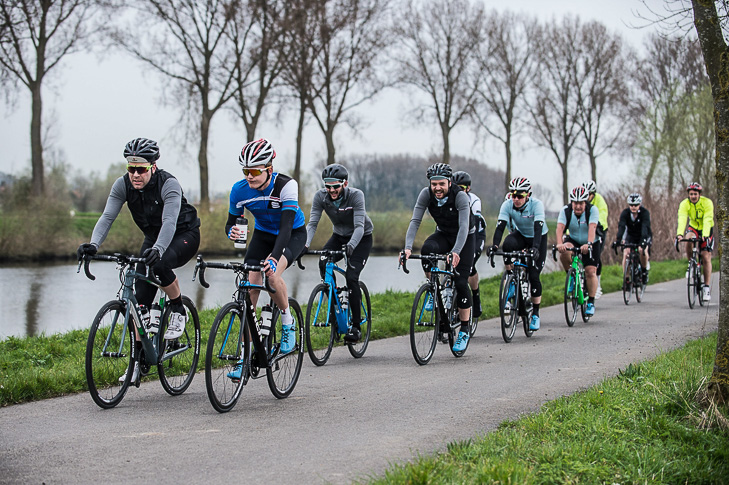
205, 302, 249, 413
305, 283, 335, 366
499, 271, 518, 343
687, 261, 697, 309
159, 296, 201, 396
521, 274, 534, 338
267, 298, 304, 399
85, 300, 134, 409
697, 265, 706, 307
622, 260, 633, 305
410, 283, 438, 365
580, 273, 591, 323
563, 268, 578, 327
634, 261, 645, 303
348, 281, 372, 359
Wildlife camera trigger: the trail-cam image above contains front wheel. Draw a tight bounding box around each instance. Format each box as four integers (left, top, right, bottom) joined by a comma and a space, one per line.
521, 276, 534, 338
564, 268, 578, 327
622, 260, 633, 305
580, 272, 591, 323
697, 266, 706, 307
159, 296, 201, 396
687, 261, 697, 309
85, 300, 134, 409
305, 284, 335, 366
634, 261, 645, 303
499, 272, 518, 343
205, 302, 249, 413
266, 298, 304, 399
410, 283, 438, 365
347, 281, 372, 359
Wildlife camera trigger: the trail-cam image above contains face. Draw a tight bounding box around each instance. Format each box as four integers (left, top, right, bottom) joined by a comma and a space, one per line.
588, 192, 595, 202
511, 191, 529, 208
688, 190, 700, 202
244, 166, 272, 190
629, 203, 640, 214
325, 180, 347, 200
127, 162, 155, 189
430, 178, 450, 199
571, 200, 586, 216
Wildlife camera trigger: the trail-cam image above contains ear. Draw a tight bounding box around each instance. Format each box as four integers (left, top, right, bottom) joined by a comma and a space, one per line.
344, 180, 349, 188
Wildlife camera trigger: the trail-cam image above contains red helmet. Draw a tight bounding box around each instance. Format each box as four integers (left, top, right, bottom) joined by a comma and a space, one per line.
686, 182, 703, 192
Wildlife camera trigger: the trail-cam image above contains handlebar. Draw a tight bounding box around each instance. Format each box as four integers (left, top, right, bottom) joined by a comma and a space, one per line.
489, 249, 533, 268
398, 251, 458, 276
675, 237, 699, 253
550, 243, 592, 261
193, 254, 276, 293
77, 253, 162, 286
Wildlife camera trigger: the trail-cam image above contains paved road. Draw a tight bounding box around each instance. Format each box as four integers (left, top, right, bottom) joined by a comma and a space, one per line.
0, 277, 719, 484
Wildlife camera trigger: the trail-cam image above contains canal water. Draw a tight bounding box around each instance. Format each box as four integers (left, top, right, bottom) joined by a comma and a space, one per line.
0, 254, 557, 339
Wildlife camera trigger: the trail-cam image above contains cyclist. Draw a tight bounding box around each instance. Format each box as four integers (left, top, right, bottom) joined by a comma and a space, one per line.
402, 163, 475, 352
226, 138, 306, 373
582, 180, 608, 298
676, 182, 714, 301
555, 186, 600, 317
612, 193, 652, 284
489, 177, 548, 331
452, 171, 487, 319
305, 163, 374, 342
77, 137, 201, 382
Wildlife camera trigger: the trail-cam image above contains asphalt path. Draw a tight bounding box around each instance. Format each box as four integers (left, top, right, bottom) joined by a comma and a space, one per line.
0, 277, 719, 484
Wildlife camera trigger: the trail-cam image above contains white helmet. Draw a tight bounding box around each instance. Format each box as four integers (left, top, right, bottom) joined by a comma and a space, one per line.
239, 138, 276, 168
508, 177, 532, 193
569, 186, 590, 202
627, 193, 642, 205
582, 180, 597, 194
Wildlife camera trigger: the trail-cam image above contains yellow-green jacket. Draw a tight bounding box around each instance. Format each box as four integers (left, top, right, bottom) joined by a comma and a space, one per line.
677, 196, 714, 237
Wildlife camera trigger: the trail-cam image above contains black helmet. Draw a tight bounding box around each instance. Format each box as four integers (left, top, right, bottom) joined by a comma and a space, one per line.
426, 163, 452, 180
321, 163, 349, 181
451, 171, 471, 186
124, 137, 160, 163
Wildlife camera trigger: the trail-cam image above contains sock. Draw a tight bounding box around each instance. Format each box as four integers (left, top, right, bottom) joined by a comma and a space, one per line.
588, 297, 595, 304
460, 320, 469, 333
169, 295, 184, 313
280, 307, 294, 326
532, 303, 540, 316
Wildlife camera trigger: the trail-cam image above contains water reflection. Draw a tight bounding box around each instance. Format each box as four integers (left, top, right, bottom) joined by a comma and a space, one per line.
25, 282, 41, 337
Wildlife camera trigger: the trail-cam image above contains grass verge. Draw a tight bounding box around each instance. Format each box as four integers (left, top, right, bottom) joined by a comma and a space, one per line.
0, 257, 714, 406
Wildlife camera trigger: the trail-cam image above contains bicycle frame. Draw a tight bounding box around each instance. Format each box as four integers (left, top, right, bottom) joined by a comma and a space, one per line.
400, 253, 455, 325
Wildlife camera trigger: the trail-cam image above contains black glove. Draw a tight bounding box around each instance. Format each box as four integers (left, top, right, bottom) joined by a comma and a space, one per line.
611, 241, 618, 250
674, 236, 680, 252
345, 244, 354, 257
487, 244, 498, 256
77, 243, 97, 261
640, 239, 647, 248
143, 248, 160, 267
529, 247, 539, 261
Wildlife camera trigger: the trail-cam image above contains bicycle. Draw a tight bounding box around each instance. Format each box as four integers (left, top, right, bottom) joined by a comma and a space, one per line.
552, 245, 591, 327
489, 249, 534, 342
677, 237, 706, 309
300, 248, 372, 366
398, 252, 471, 365
614, 242, 646, 305
79, 253, 200, 409
194, 255, 304, 413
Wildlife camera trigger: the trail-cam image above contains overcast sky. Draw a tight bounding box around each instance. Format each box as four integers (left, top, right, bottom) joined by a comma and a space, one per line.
0, 0, 672, 208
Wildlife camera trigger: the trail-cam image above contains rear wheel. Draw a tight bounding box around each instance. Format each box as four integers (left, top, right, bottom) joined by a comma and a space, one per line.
159, 296, 200, 396
266, 298, 304, 399
499, 271, 518, 343
410, 283, 438, 365
563, 268, 578, 327
85, 301, 133, 409
205, 302, 248, 413
305, 284, 335, 366
347, 282, 372, 359
687, 261, 697, 309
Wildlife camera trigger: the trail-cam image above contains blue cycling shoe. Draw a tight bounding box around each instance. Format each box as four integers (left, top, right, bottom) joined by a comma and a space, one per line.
227, 360, 244, 381
585, 303, 595, 316
452, 331, 470, 352
506, 282, 515, 300
529, 315, 540, 331
280, 321, 296, 354
423, 293, 434, 312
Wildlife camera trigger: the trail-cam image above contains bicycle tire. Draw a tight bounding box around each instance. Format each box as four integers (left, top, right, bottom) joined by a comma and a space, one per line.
580, 271, 591, 323
564, 268, 578, 327
305, 283, 335, 366
634, 259, 645, 303
687, 261, 697, 309
158, 296, 201, 396
410, 283, 438, 365
266, 298, 304, 399
697, 264, 706, 307
521, 271, 534, 338
205, 302, 248, 413
347, 281, 372, 359
469, 316, 478, 337
499, 271, 518, 343
622, 259, 633, 305
85, 300, 134, 409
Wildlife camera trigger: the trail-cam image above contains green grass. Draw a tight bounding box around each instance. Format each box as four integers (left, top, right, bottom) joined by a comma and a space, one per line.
368, 333, 729, 484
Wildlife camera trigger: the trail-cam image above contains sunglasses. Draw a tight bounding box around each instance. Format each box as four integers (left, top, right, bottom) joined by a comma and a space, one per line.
243, 167, 267, 177
629, 204, 640, 207
127, 164, 153, 175
458, 185, 468, 191
511, 192, 527, 200
325, 183, 343, 190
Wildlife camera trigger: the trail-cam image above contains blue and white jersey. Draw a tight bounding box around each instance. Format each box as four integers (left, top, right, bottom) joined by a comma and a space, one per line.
558, 204, 599, 245
228, 172, 306, 234
497, 197, 548, 238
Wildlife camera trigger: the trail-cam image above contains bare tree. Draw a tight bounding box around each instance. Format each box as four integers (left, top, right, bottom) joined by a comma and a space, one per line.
527, 16, 582, 203
679, 83, 715, 195
112, 0, 239, 209
307, 0, 391, 166
394, 0, 485, 164
472, 10, 538, 189
0, 0, 100, 198
572, 21, 631, 185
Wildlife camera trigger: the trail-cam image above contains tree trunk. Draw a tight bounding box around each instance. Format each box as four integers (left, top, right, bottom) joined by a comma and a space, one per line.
30, 82, 44, 197
441, 123, 450, 164
325, 125, 336, 166
560, 160, 569, 205
589, 151, 597, 185
504, 132, 512, 191
198, 111, 211, 211
294, 95, 306, 184
692, 0, 729, 403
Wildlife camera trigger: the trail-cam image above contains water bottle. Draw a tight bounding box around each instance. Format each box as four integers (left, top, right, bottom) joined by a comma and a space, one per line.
148, 302, 161, 335
335, 288, 348, 333
139, 305, 151, 331
521, 278, 529, 300
260, 304, 273, 339
234, 217, 248, 249
340, 288, 349, 312
442, 287, 453, 310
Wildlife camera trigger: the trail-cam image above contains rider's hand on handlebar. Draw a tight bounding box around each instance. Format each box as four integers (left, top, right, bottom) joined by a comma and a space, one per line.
610, 240, 618, 250
528, 247, 539, 261
345, 244, 354, 258
263, 257, 278, 276
143, 248, 160, 267
556, 243, 566, 254
580, 243, 590, 255
401, 249, 412, 260
77, 243, 97, 261
447, 252, 460, 268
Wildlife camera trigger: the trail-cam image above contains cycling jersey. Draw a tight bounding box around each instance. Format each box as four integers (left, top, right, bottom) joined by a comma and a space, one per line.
229, 172, 306, 234
497, 197, 548, 238
557, 204, 599, 245
405, 185, 474, 255
466, 192, 487, 236
306, 186, 373, 250
677, 196, 714, 238
591, 192, 609, 231
616, 207, 652, 242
